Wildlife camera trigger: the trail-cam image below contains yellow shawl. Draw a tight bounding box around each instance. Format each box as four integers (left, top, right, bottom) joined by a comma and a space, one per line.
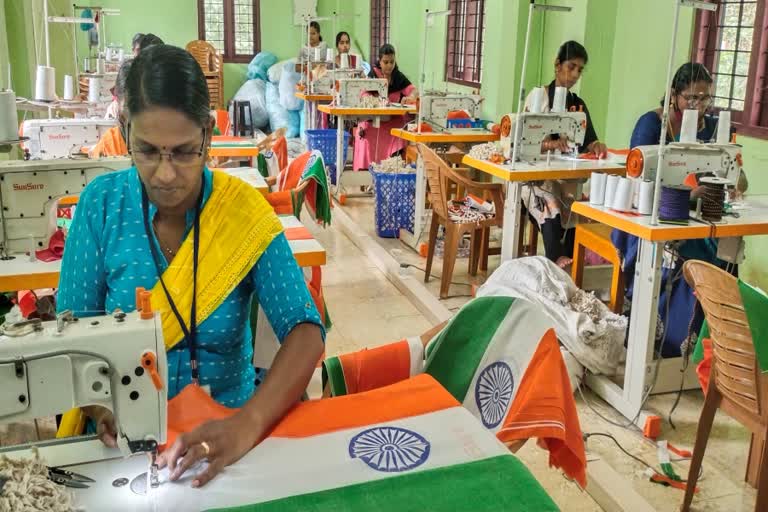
151, 170, 283, 350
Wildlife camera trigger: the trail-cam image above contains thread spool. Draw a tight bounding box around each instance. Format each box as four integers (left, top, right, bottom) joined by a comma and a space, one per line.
716, 110, 731, 145
637, 179, 654, 215
106, 47, 113, 61
659, 185, 692, 222
604, 174, 620, 207
552, 86, 567, 113
339, 53, 350, 69
0, 90, 19, 142
314, 47, 323, 61
63, 75, 74, 100
680, 109, 698, 143
96, 58, 105, 74
88, 77, 101, 103
699, 177, 728, 222
326, 48, 334, 62
529, 87, 545, 114
611, 177, 634, 212
34, 65, 56, 101
118, 48, 125, 62
589, 172, 607, 206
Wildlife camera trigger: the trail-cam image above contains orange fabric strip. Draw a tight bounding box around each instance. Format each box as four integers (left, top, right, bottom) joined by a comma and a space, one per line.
337, 339, 412, 395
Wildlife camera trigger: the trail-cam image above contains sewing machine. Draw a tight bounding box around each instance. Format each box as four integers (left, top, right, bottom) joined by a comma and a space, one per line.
334, 78, 388, 108
626, 142, 743, 187
21, 119, 117, 160
499, 111, 587, 161
310, 68, 362, 95
419, 93, 482, 131
0, 308, 167, 482
0, 157, 130, 255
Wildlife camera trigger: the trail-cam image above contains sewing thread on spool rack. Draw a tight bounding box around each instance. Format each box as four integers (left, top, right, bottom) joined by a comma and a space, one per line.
699, 177, 728, 222
658, 185, 692, 224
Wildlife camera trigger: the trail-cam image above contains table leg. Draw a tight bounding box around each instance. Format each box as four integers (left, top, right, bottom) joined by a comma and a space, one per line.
399, 149, 427, 250
310, 100, 317, 130
500, 181, 522, 261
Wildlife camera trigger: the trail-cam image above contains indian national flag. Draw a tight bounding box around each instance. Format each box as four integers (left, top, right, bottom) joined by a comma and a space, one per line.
150, 375, 558, 512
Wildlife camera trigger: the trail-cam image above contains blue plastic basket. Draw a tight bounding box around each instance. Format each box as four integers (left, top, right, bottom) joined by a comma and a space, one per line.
306, 129, 350, 185
370, 166, 417, 238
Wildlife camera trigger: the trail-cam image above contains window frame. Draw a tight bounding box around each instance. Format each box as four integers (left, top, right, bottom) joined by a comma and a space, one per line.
370, 0, 391, 65
444, 0, 486, 88
197, 0, 261, 64
692, 0, 768, 139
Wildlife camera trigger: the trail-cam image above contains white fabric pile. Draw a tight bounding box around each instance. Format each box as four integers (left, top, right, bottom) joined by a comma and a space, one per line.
468, 142, 500, 161
476, 256, 627, 376
372, 157, 415, 174
0, 450, 74, 512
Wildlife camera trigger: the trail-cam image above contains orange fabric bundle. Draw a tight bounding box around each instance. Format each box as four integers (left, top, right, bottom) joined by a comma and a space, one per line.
89, 126, 128, 158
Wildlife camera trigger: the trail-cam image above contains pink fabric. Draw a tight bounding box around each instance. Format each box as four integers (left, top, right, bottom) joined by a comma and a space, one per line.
352, 85, 415, 170
35, 229, 65, 262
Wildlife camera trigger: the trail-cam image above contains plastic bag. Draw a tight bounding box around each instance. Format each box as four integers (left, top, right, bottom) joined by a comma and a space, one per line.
247, 51, 278, 81
279, 61, 304, 111
266, 82, 292, 134
287, 109, 300, 138
267, 59, 294, 84
229, 79, 269, 130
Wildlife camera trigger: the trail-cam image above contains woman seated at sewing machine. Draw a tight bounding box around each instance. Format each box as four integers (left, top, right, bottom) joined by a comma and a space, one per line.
334, 31, 359, 69
612, 62, 748, 358
353, 44, 418, 171
522, 41, 607, 267
58, 45, 325, 487
295, 21, 327, 73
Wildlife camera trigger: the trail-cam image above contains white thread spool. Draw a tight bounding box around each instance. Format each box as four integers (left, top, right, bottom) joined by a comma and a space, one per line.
552, 86, 567, 113
106, 47, 113, 61
638, 179, 654, 215
118, 48, 125, 62
88, 77, 101, 103
326, 48, 334, 62
529, 87, 546, 114
314, 47, 323, 61
63, 75, 74, 100
589, 172, 607, 206
0, 90, 19, 142
96, 57, 105, 74
680, 109, 698, 143
35, 66, 56, 101
611, 177, 634, 212
717, 110, 731, 144
604, 174, 620, 208
339, 53, 350, 69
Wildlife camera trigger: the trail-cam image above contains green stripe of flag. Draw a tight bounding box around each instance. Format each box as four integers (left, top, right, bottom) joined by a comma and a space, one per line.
322, 356, 347, 397
424, 296, 515, 402
207, 454, 559, 512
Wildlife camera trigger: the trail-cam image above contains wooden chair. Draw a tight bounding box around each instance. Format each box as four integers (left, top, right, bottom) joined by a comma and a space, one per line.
186, 40, 224, 109
418, 143, 504, 299
682, 260, 768, 512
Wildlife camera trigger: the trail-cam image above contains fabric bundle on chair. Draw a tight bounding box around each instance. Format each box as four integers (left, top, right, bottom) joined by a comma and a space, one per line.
300, 151, 332, 226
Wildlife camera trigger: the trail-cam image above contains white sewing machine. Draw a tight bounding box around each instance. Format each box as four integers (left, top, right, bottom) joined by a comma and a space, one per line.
0, 308, 167, 479
335, 78, 388, 108
419, 93, 482, 131
21, 119, 117, 160
499, 111, 587, 161
626, 142, 743, 187
310, 68, 362, 95
0, 158, 130, 255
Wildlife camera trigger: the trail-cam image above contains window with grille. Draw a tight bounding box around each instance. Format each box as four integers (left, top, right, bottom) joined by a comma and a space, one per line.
445, 0, 486, 88
197, 0, 260, 63
370, 0, 390, 63
693, 0, 768, 138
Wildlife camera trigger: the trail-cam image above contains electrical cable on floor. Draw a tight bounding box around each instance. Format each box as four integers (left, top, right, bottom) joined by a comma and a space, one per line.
400, 262, 475, 287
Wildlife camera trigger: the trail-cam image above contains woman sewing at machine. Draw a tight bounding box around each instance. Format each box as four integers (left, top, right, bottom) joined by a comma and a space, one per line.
58, 45, 325, 487
522, 41, 607, 267
353, 44, 418, 171
612, 62, 747, 358
295, 21, 327, 72
334, 31, 358, 69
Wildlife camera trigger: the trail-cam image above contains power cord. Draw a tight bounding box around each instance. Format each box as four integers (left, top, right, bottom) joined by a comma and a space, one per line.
400, 262, 474, 288
583, 432, 657, 473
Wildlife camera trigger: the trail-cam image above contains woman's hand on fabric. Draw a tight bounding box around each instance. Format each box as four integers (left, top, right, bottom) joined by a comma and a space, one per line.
541, 137, 569, 153
588, 141, 608, 158
84, 406, 118, 448
156, 411, 263, 488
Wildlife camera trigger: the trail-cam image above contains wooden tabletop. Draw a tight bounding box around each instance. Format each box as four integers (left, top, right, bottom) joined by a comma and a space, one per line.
462, 154, 626, 182
295, 92, 334, 102
0, 217, 326, 292
317, 104, 417, 116
572, 196, 768, 241
391, 128, 499, 144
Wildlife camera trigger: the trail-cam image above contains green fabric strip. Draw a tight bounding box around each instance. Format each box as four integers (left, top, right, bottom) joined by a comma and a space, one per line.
321, 356, 347, 397
692, 320, 709, 365
257, 153, 269, 178
302, 157, 332, 226
424, 296, 515, 402
738, 280, 768, 372
206, 455, 559, 512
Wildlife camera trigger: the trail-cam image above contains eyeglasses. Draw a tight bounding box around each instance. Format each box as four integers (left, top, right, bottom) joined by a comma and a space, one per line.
680, 93, 712, 106
127, 124, 207, 168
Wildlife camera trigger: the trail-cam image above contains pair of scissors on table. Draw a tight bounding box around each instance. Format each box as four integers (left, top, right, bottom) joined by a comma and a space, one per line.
48, 466, 95, 488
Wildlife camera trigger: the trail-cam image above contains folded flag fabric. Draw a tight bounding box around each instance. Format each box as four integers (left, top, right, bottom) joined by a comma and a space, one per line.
301, 150, 332, 227
115, 375, 557, 512
738, 279, 768, 372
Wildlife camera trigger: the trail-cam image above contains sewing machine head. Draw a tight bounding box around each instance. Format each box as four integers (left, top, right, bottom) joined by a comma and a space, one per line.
310, 68, 363, 95
335, 78, 388, 108
419, 93, 482, 131
499, 111, 587, 161
21, 119, 117, 160
0, 158, 130, 255
626, 142, 743, 187
0, 308, 167, 467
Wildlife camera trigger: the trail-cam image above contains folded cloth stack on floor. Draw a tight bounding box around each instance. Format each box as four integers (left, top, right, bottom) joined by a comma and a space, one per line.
322, 296, 587, 488
477, 256, 627, 377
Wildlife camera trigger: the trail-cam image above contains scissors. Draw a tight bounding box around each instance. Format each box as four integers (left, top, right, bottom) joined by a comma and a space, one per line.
48, 467, 95, 488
